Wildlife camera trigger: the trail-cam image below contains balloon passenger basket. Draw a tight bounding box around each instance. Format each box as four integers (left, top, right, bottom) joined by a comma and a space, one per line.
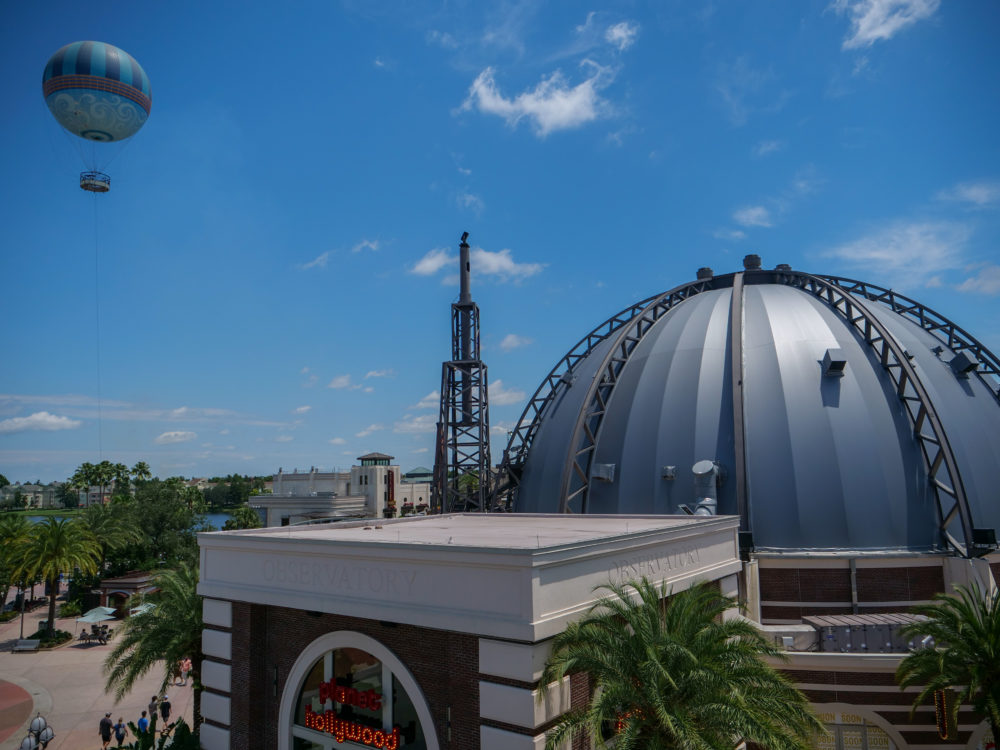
80, 171, 110, 192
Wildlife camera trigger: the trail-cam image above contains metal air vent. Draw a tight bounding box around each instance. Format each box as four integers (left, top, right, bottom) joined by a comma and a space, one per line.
822, 348, 847, 377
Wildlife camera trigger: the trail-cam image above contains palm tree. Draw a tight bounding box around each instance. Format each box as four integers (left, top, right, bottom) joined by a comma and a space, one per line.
80, 503, 143, 571
15, 517, 102, 638
0, 514, 33, 611
104, 564, 204, 732
896, 582, 1000, 744
541, 578, 823, 750
131, 461, 152, 483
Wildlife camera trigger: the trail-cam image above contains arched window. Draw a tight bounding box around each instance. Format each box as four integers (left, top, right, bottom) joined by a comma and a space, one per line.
278, 631, 438, 750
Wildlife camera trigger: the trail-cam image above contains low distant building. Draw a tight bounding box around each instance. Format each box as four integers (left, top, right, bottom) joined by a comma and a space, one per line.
253, 453, 432, 527
0, 482, 62, 509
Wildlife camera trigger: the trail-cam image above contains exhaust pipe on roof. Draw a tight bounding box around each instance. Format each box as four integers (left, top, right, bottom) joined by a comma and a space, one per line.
678, 460, 719, 516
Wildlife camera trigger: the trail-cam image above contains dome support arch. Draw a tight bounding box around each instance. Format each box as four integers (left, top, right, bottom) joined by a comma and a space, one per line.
555, 277, 718, 513
783, 271, 976, 558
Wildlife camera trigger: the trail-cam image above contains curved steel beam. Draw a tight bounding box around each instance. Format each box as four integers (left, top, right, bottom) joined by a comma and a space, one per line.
817, 275, 1000, 403
783, 272, 975, 557
494, 281, 714, 510
556, 277, 718, 513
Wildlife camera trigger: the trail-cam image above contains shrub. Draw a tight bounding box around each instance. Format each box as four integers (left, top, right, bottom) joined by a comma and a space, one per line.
59, 600, 82, 617
28, 628, 73, 648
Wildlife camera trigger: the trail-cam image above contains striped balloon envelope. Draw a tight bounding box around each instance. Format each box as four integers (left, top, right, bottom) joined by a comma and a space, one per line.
42, 41, 152, 142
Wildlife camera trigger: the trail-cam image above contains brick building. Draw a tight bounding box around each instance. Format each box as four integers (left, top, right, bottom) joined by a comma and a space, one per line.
196, 513, 741, 749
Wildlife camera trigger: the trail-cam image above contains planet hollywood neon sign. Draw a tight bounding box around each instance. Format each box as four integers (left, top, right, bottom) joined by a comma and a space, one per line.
304, 680, 400, 748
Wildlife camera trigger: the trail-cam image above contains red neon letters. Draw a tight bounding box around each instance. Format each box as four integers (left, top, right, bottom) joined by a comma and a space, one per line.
318, 680, 383, 711
304, 706, 400, 749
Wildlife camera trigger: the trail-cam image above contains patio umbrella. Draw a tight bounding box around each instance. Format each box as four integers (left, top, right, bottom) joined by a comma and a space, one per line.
83, 606, 117, 618
76, 610, 116, 624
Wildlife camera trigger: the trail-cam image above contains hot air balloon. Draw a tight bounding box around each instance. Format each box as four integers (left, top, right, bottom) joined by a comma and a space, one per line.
42, 41, 152, 192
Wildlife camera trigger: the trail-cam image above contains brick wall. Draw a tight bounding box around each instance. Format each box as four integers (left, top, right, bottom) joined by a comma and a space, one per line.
228, 602, 479, 749
759, 564, 944, 620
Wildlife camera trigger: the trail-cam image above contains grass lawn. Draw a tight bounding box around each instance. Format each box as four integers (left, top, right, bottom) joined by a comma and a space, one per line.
8, 507, 82, 517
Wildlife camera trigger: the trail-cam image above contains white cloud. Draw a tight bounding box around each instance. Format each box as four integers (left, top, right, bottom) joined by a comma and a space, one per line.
352, 239, 379, 253
393, 414, 437, 434
293, 405, 311, 414
276, 435, 293, 443
713, 229, 747, 241
832, 0, 940, 49
0, 411, 82, 434
753, 139, 784, 158
411, 248, 454, 276
411, 391, 440, 410
373, 57, 386, 69
328, 375, 352, 389
356, 424, 385, 438
500, 333, 533, 351
458, 192, 485, 215
715, 57, 779, 127
426, 30, 459, 49
472, 248, 545, 281
365, 370, 394, 379
733, 206, 773, 227
298, 251, 331, 270
329, 437, 346, 445
490, 379, 526, 406
823, 220, 969, 287
936, 180, 1000, 208
605, 21, 639, 51
957, 265, 1000, 296
459, 62, 614, 137
155, 431, 197, 445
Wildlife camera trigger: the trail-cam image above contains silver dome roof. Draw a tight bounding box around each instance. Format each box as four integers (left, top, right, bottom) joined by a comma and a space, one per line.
504, 268, 1000, 555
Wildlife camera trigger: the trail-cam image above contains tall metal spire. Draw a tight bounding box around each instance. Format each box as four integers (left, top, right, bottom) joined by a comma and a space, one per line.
433, 232, 492, 512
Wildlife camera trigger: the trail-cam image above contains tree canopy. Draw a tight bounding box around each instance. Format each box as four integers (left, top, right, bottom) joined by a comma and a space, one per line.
541, 578, 823, 750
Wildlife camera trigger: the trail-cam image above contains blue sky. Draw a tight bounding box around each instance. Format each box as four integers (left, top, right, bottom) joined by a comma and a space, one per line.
2, 0, 999, 483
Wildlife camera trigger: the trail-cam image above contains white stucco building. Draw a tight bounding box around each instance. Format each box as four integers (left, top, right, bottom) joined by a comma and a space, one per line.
253, 454, 433, 527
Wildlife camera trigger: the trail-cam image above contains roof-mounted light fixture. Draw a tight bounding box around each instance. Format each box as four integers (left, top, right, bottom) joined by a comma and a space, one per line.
822, 348, 847, 377
948, 352, 977, 379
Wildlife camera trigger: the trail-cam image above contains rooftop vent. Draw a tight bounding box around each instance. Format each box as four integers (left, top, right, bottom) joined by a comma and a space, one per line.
592, 463, 616, 483
822, 348, 847, 377
678, 459, 719, 515
775, 263, 792, 271
743, 254, 762, 270
696, 267, 714, 280
949, 351, 977, 378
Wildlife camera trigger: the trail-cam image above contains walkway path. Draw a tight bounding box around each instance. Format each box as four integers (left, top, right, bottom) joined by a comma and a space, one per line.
0, 591, 192, 750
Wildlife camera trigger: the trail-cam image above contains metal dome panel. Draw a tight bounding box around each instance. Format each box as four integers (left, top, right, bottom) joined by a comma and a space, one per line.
506, 270, 1000, 555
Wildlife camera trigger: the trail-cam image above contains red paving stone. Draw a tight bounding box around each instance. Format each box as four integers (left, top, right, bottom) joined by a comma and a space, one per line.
0, 681, 33, 745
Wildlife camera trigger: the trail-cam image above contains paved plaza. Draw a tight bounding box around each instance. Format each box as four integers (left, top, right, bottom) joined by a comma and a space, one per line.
0, 591, 193, 750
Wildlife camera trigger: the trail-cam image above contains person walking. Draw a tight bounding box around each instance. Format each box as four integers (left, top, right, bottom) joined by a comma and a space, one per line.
137, 710, 150, 734
113, 716, 128, 747
159, 694, 171, 725
99, 712, 113, 749
178, 656, 192, 686
147, 695, 158, 723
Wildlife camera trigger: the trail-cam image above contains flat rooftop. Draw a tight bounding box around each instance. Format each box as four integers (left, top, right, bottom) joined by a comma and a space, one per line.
201, 512, 732, 551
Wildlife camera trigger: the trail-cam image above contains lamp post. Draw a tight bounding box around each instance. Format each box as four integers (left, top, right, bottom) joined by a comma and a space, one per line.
19, 714, 55, 749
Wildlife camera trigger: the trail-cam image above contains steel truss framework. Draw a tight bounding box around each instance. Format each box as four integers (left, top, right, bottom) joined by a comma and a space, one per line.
493, 269, 999, 557
434, 301, 491, 513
